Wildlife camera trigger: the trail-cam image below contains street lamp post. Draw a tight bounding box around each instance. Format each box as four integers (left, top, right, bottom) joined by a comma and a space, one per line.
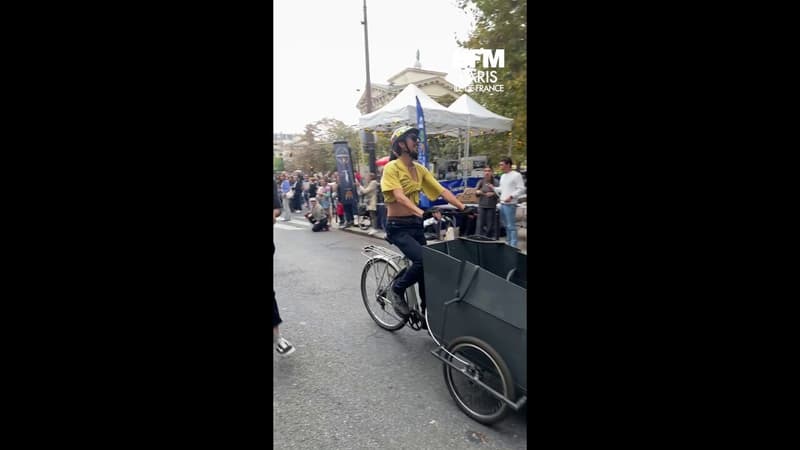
361, 0, 377, 175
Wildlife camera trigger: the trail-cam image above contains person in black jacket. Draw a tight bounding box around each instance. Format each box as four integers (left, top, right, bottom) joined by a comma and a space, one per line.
308, 177, 318, 203
291, 173, 304, 213
273, 179, 295, 356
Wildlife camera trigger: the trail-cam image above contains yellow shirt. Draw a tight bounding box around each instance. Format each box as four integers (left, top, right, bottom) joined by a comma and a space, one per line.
381, 160, 445, 204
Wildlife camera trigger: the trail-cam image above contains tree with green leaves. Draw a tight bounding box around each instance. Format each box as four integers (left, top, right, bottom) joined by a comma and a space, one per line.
292, 118, 364, 174
435, 93, 458, 108
457, 0, 527, 167
273, 155, 285, 172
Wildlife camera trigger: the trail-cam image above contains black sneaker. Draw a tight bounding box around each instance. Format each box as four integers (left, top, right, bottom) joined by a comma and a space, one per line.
389, 288, 410, 317
275, 337, 296, 356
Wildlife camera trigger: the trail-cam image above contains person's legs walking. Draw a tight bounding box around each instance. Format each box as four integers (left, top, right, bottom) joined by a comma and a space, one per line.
282, 195, 291, 220
291, 195, 299, 212
344, 203, 354, 225
273, 243, 294, 356
273, 290, 295, 356
377, 205, 386, 231
273, 290, 282, 329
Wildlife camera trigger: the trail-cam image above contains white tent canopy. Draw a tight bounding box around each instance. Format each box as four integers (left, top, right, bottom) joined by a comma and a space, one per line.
358, 84, 466, 134
446, 94, 513, 134
446, 94, 514, 183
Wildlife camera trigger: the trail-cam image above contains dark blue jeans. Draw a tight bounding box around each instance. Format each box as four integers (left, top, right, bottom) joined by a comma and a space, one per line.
376, 204, 387, 231
385, 216, 427, 311
343, 203, 355, 224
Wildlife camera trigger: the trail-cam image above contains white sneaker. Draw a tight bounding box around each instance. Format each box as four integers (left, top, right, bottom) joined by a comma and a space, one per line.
275, 337, 296, 356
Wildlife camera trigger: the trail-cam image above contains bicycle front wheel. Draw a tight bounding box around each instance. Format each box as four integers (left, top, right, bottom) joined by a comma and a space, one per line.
360, 258, 406, 331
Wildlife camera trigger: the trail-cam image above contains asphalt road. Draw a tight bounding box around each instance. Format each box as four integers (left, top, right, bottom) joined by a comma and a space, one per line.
273, 214, 527, 449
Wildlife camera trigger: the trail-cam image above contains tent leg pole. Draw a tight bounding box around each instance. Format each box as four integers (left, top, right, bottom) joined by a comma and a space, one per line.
464, 127, 469, 186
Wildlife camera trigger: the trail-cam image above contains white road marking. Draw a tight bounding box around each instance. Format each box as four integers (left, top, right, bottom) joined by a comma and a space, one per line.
274, 224, 304, 231
289, 219, 311, 227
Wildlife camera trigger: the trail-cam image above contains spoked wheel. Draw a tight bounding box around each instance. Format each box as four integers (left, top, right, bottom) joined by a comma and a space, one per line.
360, 259, 406, 331
443, 336, 515, 425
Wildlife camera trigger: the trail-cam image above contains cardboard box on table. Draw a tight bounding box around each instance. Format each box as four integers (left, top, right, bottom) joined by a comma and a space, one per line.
456, 188, 479, 204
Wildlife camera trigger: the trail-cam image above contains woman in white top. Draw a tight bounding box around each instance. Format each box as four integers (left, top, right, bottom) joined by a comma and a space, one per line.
357, 173, 379, 234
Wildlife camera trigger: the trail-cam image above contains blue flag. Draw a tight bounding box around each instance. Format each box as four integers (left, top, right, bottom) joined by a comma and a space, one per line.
415, 96, 428, 169
416, 96, 431, 208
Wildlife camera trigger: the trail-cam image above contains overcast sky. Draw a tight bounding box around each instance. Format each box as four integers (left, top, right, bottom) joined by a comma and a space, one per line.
274, 0, 474, 134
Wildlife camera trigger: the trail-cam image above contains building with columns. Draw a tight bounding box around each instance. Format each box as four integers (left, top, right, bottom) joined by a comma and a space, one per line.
356, 50, 460, 114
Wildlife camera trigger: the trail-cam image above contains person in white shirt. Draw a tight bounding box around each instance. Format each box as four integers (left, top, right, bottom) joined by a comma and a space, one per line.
491, 157, 526, 248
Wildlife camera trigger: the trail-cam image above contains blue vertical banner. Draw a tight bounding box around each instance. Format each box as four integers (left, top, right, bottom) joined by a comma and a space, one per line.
416, 96, 431, 208
415, 96, 428, 168
333, 141, 357, 204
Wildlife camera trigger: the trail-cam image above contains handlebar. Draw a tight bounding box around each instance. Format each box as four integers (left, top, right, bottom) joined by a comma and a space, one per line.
436, 207, 477, 216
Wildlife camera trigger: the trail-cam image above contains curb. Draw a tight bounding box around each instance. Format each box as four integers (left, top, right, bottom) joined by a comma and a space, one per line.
339, 226, 387, 241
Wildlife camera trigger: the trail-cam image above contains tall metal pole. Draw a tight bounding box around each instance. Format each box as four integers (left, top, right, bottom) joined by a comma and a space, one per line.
362, 0, 377, 175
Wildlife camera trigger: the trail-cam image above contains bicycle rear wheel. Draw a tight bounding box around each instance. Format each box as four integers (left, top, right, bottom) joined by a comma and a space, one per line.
360, 258, 406, 331
443, 336, 515, 425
